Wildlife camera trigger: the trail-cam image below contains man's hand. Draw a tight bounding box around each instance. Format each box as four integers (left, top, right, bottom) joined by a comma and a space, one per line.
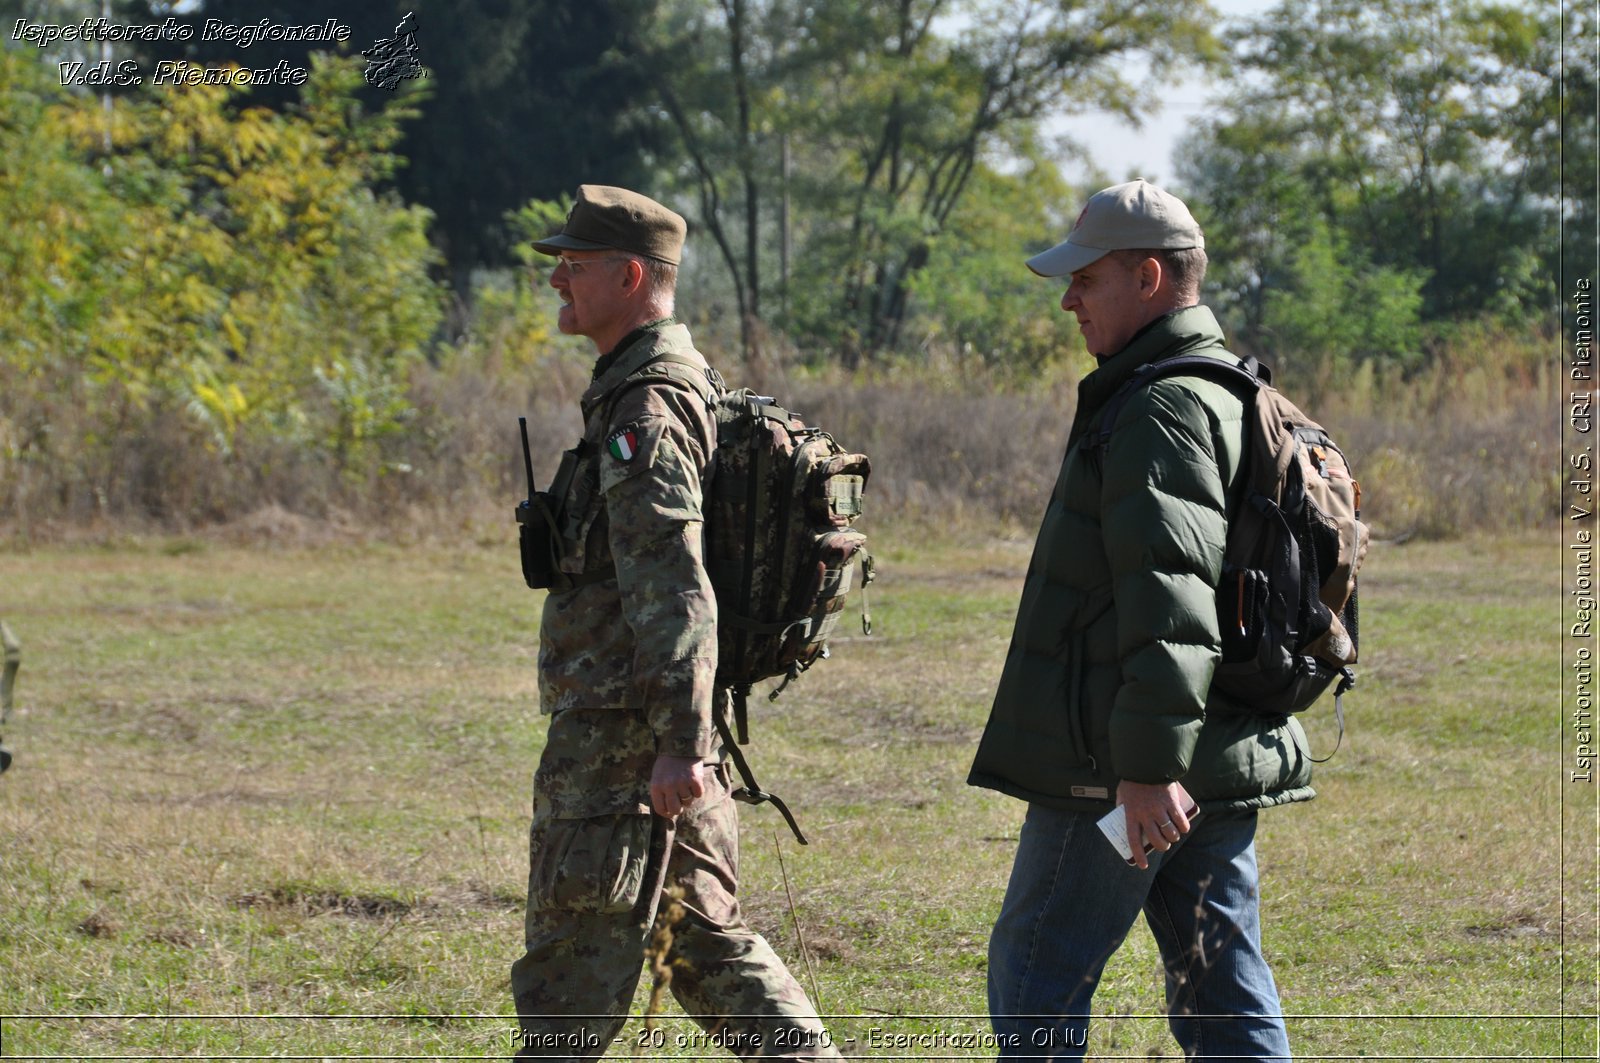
1116, 779, 1197, 870
650, 754, 711, 818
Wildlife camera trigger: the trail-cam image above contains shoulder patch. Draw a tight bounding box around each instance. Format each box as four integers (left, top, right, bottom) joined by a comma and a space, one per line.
606, 424, 641, 462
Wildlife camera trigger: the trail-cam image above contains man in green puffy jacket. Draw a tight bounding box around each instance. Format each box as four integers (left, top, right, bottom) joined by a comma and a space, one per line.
968, 180, 1313, 1061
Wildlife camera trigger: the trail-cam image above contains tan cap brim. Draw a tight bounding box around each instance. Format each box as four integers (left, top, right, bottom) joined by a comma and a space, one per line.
1025, 238, 1112, 278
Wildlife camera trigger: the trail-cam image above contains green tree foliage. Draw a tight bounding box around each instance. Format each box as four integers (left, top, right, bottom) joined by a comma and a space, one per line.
446, 199, 577, 376
128, 0, 669, 298
644, 0, 1221, 362
0, 49, 442, 521
1176, 0, 1563, 378
388, 0, 668, 296
905, 151, 1088, 373
1260, 219, 1428, 392
1545, 0, 1598, 289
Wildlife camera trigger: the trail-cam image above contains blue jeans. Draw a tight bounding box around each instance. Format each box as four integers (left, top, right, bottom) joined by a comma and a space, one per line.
987, 804, 1292, 1061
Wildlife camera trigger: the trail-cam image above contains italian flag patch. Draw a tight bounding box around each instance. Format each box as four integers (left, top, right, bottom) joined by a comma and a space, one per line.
606, 426, 640, 462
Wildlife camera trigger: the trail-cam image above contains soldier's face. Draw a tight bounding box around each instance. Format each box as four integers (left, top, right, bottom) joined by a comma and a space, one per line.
550, 253, 630, 340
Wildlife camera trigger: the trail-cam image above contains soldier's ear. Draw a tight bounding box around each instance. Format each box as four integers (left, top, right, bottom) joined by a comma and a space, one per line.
619, 257, 646, 295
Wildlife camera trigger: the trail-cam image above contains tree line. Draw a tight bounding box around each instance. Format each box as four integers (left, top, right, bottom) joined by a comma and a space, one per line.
0, 0, 1585, 526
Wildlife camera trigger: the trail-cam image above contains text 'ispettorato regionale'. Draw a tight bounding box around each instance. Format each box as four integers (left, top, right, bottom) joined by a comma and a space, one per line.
11, 17, 352, 88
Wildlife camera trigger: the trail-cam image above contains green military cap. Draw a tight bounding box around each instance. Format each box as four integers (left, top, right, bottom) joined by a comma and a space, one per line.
532, 185, 688, 266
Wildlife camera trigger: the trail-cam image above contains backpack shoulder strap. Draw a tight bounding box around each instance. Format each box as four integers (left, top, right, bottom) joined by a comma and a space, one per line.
592, 350, 724, 432
1088, 353, 1266, 454
627, 351, 724, 406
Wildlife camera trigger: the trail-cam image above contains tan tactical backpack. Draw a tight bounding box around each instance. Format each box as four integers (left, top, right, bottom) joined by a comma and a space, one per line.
701, 388, 873, 713
666, 368, 874, 843
517, 358, 874, 842
1090, 353, 1368, 758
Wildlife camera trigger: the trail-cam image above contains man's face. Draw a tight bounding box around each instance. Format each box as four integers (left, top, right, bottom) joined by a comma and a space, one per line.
1060, 254, 1151, 359
549, 252, 630, 340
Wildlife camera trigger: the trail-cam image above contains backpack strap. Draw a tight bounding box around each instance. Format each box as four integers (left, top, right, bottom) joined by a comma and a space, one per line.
552, 351, 723, 593
717, 687, 808, 845
606, 352, 724, 419
1086, 353, 1266, 455
1309, 670, 1354, 764
538, 437, 616, 593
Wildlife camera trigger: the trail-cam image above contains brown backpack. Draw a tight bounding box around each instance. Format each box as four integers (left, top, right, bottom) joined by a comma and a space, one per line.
1091, 353, 1369, 758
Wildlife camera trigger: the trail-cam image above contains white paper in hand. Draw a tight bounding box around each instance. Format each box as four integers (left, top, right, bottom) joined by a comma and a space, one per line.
1095, 805, 1137, 861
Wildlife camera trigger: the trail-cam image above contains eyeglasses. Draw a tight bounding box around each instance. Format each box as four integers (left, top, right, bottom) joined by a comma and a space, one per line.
556, 254, 631, 276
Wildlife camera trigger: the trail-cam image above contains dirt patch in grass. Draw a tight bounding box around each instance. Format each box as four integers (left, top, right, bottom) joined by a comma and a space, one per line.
233, 886, 414, 919
76, 910, 120, 938
432, 880, 526, 912
232, 880, 530, 921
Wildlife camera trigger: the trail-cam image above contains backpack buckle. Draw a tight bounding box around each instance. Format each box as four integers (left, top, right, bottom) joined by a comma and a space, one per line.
731, 785, 808, 846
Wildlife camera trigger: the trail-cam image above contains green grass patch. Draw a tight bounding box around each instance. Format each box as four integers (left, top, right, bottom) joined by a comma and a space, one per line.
0, 532, 1591, 1059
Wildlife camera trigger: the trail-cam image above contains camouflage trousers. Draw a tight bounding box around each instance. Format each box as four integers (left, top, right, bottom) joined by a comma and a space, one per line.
510, 722, 838, 1062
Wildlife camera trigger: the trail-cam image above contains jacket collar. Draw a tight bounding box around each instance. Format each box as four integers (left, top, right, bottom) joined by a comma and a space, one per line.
580, 321, 698, 420
1068, 305, 1229, 448
590, 317, 674, 381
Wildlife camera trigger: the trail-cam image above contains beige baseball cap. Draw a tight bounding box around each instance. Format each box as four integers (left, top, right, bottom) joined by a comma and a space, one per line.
532, 184, 688, 266
1026, 179, 1204, 278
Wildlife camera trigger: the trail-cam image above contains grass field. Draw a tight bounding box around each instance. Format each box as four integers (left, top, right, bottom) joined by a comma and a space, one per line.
0, 529, 1593, 1060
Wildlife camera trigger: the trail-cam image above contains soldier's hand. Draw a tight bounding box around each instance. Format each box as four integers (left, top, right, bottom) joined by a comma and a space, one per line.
650, 754, 710, 818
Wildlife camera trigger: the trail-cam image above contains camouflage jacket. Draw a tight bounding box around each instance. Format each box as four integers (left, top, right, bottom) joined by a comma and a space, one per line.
538, 322, 724, 771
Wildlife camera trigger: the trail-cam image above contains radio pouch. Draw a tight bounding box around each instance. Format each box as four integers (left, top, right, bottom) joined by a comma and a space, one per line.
516, 493, 562, 590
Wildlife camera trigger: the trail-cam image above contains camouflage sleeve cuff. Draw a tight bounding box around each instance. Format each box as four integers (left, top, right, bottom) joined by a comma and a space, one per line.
643, 656, 720, 759
655, 727, 720, 760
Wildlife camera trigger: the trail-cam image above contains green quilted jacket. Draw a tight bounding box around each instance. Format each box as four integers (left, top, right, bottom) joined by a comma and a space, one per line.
967, 306, 1316, 814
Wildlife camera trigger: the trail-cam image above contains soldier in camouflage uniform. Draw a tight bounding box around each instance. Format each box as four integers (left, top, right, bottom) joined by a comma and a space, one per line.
509, 186, 840, 1062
